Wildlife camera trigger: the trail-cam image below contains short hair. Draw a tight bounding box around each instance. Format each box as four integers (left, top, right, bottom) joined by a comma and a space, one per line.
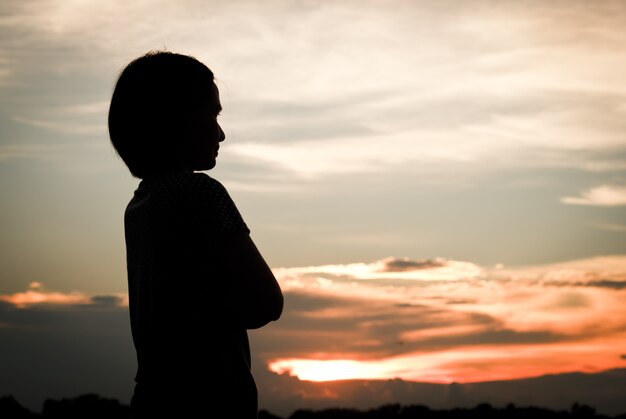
108, 51, 215, 178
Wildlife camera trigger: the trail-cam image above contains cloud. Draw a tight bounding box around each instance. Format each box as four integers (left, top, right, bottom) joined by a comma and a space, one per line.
262, 255, 626, 384
561, 185, 626, 206
3, 0, 626, 183
2, 263, 625, 391
218, 0, 626, 181
11, 114, 105, 136
376, 257, 447, 272
544, 279, 626, 290
268, 342, 621, 384
585, 280, 626, 290
0, 0, 625, 414
275, 258, 484, 283
5, 99, 109, 137
0, 283, 126, 309
89, 295, 128, 307
0, 290, 89, 308
2, 257, 626, 415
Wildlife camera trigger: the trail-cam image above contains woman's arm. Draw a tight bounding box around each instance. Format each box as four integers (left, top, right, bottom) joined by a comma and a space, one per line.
215, 231, 284, 329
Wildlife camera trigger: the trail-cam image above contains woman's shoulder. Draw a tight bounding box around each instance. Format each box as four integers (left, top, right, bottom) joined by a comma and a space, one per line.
140, 171, 226, 195
187, 172, 226, 190
137, 172, 248, 231
187, 173, 249, 232
182, 173, 235, 204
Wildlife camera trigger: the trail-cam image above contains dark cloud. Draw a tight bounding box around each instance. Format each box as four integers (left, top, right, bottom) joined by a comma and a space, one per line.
252, 290, 543, 359
88, 295, 125, 307
377, 258, 447, 272
586, 280, 626, 290
0, 302, 135, 411
544, 279, 626, 290
445, 299, 476, 305
414, 329, 571, 349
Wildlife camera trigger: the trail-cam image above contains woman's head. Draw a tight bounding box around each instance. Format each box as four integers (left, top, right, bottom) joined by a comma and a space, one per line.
108, 51, 224, 178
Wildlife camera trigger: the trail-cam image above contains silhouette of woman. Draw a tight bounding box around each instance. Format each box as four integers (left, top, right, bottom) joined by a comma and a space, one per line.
108, 51, 283, 418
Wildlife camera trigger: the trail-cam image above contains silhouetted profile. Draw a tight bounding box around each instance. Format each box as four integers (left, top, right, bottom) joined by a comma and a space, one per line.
108, 51, 283, 418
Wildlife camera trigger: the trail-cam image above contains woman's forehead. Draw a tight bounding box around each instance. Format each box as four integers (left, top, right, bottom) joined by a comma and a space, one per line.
211, 82, 222, 111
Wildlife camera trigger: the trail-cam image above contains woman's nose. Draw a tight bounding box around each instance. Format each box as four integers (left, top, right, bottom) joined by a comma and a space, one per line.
218, 125, 225, 142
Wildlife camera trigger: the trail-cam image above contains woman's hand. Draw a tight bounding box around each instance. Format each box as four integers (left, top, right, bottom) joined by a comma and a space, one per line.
215, 232, 284, 329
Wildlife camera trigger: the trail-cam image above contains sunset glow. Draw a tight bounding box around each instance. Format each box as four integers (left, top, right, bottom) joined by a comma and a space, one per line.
3, 256, 625, 385
262, 256, 626, 383
270, 359, 393, 382
269, 341, 626, 383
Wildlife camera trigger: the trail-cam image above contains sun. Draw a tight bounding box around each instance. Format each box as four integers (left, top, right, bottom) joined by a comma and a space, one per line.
269, 358, 396, 382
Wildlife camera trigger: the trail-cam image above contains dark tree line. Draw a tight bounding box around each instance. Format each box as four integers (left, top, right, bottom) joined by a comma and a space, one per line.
1, 394, 625, 419
284, 403, 625, 419
0, 394, 129, 418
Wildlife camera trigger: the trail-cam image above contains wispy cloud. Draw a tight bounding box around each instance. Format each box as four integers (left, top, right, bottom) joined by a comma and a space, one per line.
561, 185, 626, 206
2, 0, 626, 182
11, 100, 108, 135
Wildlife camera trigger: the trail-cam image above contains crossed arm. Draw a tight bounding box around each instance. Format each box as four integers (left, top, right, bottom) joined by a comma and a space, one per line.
215, 231, 284, 329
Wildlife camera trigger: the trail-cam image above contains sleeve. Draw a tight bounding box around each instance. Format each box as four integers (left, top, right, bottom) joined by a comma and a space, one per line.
192, 174, 250, 233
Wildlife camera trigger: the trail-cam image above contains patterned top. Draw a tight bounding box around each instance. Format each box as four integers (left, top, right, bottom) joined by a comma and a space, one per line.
124, 172, 256, 415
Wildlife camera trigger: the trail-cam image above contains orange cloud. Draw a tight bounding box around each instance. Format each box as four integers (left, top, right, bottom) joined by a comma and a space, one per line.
0, 290, 88, 308
269, 340, 626, 384
0, 283, 127, 308
264, 255, 626, 384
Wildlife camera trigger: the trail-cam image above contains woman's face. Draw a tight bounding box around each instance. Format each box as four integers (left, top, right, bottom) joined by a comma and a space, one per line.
183, 82, 225, 171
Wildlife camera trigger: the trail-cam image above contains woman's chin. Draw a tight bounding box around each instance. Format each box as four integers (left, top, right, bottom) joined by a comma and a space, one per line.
195, 159, 216, 171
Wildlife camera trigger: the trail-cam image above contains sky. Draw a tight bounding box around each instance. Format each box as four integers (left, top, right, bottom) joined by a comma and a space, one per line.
1, 0, 626, 415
